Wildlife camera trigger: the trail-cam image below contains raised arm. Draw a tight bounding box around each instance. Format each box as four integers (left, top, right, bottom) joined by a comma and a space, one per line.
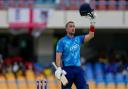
84, 24, 95, 43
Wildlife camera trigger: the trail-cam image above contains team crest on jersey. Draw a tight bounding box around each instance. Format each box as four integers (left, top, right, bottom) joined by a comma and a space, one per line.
70, 44, 79, 51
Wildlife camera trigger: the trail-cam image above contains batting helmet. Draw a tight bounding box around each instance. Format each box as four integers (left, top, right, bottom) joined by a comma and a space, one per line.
79, 3, 94, 18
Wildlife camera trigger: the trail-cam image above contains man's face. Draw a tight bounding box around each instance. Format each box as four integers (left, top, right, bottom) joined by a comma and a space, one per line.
66, 22, 75, 35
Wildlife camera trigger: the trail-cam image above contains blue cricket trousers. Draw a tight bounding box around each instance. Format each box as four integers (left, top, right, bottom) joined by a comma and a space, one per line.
62, 66, 87, 89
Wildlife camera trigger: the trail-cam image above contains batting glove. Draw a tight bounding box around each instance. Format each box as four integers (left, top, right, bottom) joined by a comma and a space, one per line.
55, 67, 67, 79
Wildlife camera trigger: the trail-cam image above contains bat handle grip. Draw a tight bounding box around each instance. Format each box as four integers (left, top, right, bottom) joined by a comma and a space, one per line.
52, 62, 58, 69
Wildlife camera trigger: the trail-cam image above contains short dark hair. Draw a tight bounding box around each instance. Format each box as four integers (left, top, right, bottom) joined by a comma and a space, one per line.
65, 21, 74, 28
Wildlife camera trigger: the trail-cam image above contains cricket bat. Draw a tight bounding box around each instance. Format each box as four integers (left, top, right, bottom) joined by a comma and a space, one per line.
52, 62, 68, 86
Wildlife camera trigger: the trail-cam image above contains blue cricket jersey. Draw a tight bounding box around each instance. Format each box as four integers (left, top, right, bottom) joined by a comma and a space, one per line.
56, 35, 84, 66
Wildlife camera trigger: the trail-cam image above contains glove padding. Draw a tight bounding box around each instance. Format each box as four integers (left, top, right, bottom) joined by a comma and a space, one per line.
55, 67, 67, 80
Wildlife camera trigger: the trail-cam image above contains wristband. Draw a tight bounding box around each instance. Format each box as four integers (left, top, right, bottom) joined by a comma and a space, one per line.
89, 25, 95, 32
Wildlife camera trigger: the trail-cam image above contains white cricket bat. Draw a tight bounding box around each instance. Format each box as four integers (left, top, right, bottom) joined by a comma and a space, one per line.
52, 62, 68, 86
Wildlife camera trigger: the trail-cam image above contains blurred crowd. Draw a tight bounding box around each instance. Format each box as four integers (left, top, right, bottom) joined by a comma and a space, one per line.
0, 0, 127, 10
97, 49, 128, 74
0, 48, 128, 80
0, 54, 53, 80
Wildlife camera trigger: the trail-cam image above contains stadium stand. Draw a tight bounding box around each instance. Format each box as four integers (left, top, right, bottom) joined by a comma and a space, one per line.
0, 0, 4, 9
0, 0, 127, 10
106, 83, 116, 89
0, 75, 8, 89
105, 72, 115, 84
25, 69, 36, 89
0, 60, 128, 89
108, 0, 117, 10
115, 73, 126, 89
96, 0, 107, 10
118, 0, 126, 10
56, 0, 128, 10
17, 76, 28, 89
84, 65, 96, 89
5, 72, 17, 89
47, 75, 57, 89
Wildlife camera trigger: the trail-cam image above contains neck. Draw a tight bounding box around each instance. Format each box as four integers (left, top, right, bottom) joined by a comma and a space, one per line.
67, 33, 74, 38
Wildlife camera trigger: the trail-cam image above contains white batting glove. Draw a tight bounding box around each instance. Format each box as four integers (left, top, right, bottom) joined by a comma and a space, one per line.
62, 70, 67, 75
55, 67, 67, 79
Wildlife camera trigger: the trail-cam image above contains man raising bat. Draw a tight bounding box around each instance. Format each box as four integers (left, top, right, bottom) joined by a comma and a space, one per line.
55, 3, 96, 89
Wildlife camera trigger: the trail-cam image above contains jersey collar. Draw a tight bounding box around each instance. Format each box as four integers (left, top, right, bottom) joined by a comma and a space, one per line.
66, 35, 74, 39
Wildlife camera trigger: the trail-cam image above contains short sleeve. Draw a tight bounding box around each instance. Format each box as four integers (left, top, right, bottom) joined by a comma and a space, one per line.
78, 35, 84, 44
56, 40, 63, 53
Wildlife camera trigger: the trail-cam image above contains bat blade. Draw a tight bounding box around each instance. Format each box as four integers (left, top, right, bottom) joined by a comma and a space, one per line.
52, 62, 68, 86
60, 74, 68, 86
